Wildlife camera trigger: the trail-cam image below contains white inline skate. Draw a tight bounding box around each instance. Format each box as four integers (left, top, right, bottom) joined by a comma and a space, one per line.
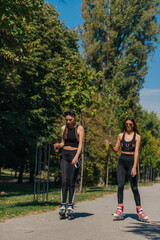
67, 204, 75, 220
113, 205, 124, 221
136, 207, 150, 223
59, 203, 66, 220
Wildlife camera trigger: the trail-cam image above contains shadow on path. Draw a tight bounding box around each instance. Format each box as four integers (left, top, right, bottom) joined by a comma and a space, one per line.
124, 213, 139, 221
124, 221, 160, 240
14, 201, 59, 207
74, 212, 94, 219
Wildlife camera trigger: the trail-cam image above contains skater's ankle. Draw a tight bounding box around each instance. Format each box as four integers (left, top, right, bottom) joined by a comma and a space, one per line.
136, 206, 142, 209
60, 203, 66, 207
136, 206, 142, 211
68, 204, 74, 208
117, 205, 124, 210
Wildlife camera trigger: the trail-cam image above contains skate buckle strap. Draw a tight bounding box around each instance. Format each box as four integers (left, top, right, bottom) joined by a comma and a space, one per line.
115, 207, 123, 215
137, 208, 147, 218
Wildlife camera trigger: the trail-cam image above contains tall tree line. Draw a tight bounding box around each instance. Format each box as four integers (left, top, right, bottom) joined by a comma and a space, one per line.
80, 0, 160, 187
0, 0, 159, 187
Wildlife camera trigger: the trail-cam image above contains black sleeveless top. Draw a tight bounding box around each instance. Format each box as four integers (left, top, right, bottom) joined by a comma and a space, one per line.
63, 126, 79, 148
121, 132, 136, 152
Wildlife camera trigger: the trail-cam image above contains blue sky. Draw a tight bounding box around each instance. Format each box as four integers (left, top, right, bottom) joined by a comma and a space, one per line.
47, 0, 160, 116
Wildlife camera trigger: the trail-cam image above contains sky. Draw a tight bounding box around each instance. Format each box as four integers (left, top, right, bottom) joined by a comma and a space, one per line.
47, 0, 160, 117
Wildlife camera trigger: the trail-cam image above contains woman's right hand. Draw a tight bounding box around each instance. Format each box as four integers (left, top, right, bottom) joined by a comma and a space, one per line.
105, 137, 112, 150
54, 143, 60, 148
105, 137, 112, 145
54, 143, 60, 152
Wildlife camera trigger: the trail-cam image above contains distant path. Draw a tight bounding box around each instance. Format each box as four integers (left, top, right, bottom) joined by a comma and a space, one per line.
1, 184, 160, 240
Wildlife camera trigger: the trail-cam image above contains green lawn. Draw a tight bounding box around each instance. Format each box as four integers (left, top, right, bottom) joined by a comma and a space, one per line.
0, 169, 156, 222
0, 175, 118, 222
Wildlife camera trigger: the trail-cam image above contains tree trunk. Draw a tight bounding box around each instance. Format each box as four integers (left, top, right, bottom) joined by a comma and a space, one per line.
15, 169, 17, 178
29, 167, 34, 183
18, 164, 24, 183
105, 151, 109, 188
150, 166, 153, 181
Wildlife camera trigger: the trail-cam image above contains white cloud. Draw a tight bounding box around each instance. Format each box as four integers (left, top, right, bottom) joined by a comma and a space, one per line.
140, 88, 160, 117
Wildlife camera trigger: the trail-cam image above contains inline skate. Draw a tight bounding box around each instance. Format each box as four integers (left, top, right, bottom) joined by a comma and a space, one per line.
136, 207, 150, 223
67, 204, 74, 220
113, 205, 124, 221
59, 203, 66, 220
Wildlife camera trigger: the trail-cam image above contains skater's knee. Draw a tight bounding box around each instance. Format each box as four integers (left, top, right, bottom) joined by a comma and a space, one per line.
118, 185, 124, 193
131, 185, 138, 193
69, 181, 75, 189
62, 178, 69, 187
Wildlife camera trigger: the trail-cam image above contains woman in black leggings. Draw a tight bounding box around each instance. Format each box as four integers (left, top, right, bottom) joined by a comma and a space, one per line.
106, 117, 149, 222
54, 110, 84, 220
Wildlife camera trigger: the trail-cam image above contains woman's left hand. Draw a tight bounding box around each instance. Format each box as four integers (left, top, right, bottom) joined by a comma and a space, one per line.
131, 167, 137, 177
72, 157, 78, 165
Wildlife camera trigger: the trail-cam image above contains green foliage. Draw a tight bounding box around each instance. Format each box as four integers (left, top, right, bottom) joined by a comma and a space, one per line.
0, 178, 117, 221
61, 53, 102, 119
0, 0, 159, 187
81, 0, 160, 128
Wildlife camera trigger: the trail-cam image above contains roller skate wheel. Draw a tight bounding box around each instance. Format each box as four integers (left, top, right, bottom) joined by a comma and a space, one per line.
59, 215, 65, 220
139, 217, 150, 223
113, 217, 124, 221
68, 215, 72, 220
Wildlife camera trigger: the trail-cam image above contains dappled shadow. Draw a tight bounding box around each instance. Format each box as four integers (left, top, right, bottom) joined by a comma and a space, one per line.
14, 201, 59, 208
124, 221, 160, 240
0, 181, 60, 198
87, 187, 117, 193
74, 212, 94, 219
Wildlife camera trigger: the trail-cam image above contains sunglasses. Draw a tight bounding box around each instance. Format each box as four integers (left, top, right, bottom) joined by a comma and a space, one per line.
125, 123, 133, 127
65, 110, 76, 116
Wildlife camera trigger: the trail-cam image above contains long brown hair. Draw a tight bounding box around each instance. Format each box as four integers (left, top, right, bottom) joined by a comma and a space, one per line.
63, 110, 79, 141
122, 117, 140, 134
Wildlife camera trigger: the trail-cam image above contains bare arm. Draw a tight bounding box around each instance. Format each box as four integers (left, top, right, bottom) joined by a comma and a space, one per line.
72, 126, 85, 164
131, 134, 141, 177
108, 134, 122, 153
59, 126, 65, 148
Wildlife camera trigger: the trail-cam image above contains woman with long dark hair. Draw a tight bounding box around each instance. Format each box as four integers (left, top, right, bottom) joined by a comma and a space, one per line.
106, 117, 149, 222
54, 110, 84, 220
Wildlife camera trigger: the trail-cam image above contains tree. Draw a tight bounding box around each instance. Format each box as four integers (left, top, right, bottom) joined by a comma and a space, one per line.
80, 0, 160, 186
61, 53, 102, 191
0, 1, 81, 182
81, 0, 160, 127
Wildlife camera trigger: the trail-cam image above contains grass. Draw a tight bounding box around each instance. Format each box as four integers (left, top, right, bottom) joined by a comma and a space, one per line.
0, 169, 158, 222
0, 180, 119, 222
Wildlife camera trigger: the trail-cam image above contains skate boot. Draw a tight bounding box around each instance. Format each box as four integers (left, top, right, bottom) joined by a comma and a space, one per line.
113, 205, 124, 221
59, 203, 66, 220
136, 207, 150, 223
67, 204, 74, 220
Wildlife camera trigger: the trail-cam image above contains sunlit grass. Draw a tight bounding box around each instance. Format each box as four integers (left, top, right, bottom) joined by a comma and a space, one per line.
0, 169, 158, 222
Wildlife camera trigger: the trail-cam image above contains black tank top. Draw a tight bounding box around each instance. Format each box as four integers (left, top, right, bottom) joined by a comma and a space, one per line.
121, 132, 136, 152
64, 126, 79, 148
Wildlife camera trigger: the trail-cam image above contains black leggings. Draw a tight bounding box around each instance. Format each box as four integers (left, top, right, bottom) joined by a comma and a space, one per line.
117, 153, 141, 206
60, 149, 80, 205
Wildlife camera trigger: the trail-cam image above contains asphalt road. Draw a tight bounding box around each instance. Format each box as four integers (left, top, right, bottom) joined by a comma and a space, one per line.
1, 184, 160, 240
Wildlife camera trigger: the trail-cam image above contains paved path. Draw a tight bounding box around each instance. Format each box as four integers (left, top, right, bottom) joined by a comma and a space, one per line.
1, 184, 160, 240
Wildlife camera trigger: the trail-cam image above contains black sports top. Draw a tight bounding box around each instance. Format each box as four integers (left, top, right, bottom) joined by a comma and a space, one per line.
63, 126, 79, 148
121, 132, 136, 152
